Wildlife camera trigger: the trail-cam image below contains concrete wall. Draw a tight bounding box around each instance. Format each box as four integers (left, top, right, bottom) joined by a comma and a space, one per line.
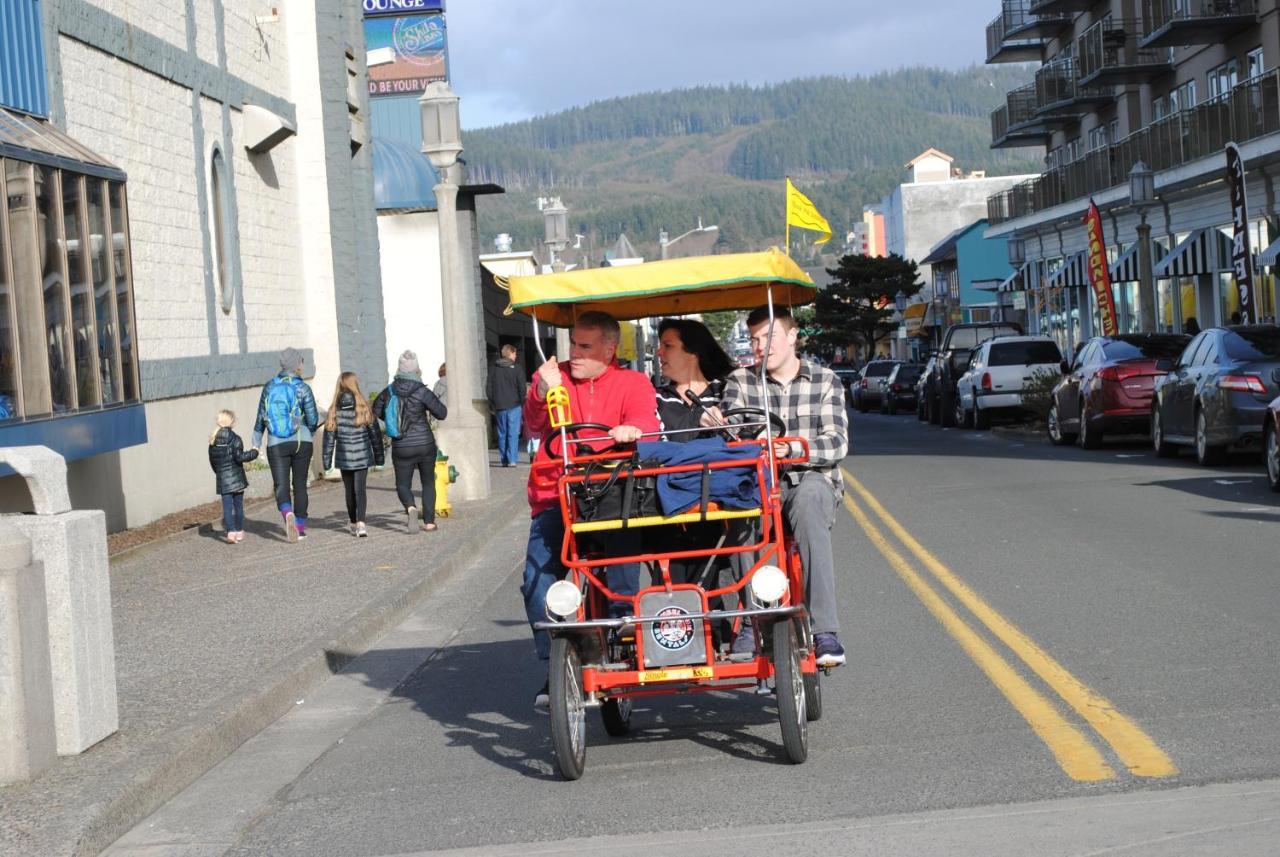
378, 212, 445, 386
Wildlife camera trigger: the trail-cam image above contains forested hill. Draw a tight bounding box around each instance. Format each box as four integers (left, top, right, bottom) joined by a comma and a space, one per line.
465, 66, 1041, 259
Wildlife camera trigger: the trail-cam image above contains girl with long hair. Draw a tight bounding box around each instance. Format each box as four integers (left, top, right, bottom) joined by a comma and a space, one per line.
323, 372, 384, 537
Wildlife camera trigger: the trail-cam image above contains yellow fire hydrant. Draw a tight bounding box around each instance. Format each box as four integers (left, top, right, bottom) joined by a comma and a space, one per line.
434, 449, 458, 517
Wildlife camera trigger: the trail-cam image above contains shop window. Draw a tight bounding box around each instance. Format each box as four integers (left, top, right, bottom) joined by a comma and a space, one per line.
109, 182, 138, 400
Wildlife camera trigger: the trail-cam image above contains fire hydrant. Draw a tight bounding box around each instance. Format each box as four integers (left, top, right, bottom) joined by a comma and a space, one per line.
434, 449, 458, 517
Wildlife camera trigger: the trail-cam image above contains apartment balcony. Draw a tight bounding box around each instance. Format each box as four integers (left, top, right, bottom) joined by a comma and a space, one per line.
1140, 0, 1258, 49
988, 67, 1280, 224
1077, 18, 1173, 86
991, 84, 1052, 148
986, 0, 1071, 63
1034, 53, 1114, 127
1030, 0, 1095, 13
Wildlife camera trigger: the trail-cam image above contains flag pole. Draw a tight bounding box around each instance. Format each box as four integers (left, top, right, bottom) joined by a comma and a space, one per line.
784, 176, 791, 256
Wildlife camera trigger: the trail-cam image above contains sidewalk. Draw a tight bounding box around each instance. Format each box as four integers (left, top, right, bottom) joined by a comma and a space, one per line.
0, 460, 527, 857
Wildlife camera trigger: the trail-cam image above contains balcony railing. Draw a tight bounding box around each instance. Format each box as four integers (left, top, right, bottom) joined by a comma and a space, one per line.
986, 0, 1069, 63
1077, 17, 1173, 86
1034, 51, 1113, 118
1141, 0, 1258, 48
1030, 0, 1094, 13
988, 68, 1280, 224
992, 83, 1051, 147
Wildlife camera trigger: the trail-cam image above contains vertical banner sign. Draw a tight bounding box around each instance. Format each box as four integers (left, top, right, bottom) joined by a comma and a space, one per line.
1225, 142, 1255, 323
1083, 200, 1119, 336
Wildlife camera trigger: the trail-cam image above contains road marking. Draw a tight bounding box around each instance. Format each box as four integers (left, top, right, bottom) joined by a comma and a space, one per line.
1214, 479, 1255, 485
842, 467, 1177, 780
1115, 454, 1143, 459
841, 492, 1114, 782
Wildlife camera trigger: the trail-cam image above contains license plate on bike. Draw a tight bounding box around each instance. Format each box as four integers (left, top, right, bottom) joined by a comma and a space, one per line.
638, 666, 714, 684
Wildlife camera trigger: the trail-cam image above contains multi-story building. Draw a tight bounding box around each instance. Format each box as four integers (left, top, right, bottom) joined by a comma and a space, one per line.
0, 0, 386, 530
984, 0, 1279, 353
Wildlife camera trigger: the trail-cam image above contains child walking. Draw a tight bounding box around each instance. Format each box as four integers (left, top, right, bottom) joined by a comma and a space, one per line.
208, 410, 258, 543
323, 372, 384, 537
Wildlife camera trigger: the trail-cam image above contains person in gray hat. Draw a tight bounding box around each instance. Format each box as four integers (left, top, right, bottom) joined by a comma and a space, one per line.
373, 349, 447, 533
252, 347, 320, 542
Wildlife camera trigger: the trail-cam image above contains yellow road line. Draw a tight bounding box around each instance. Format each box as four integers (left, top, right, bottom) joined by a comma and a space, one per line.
841, 492, 1115, 782
842, 467, 1177, 779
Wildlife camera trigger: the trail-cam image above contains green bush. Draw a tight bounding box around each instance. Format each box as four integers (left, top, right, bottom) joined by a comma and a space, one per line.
1020, 367, 1061, 423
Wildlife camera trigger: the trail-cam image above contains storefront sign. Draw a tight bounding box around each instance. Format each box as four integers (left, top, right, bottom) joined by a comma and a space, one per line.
1083, 200, 1118, 336
1012, 292, 1026, 310
363, 0, 444, 17
364, 12, 447, 97
1225, 142, 1255, 323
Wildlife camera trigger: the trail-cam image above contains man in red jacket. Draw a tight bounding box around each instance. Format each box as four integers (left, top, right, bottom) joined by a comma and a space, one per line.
523, 311, 658, 708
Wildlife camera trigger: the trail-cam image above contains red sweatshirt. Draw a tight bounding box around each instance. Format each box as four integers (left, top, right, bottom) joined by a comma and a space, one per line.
524, 363, 659, 517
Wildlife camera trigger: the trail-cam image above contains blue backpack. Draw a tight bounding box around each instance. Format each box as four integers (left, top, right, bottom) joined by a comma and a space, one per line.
265, 376, 301, 438
383, 386, 406, 439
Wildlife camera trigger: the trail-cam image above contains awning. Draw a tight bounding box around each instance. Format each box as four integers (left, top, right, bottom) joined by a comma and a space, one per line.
0, 107, 126, 182
1046, 251, 1088, 289
1109, 241, 1168, 282
1152, 228, 1232, 278
1259, 234, 1280, 267
903, 301, 928, 335
995, 261, 1032, 292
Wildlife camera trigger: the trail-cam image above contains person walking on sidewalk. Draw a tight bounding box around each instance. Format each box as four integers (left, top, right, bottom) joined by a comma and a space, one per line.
253, 348, 319, 542
374, 350, 448, 534
487, 343, 525, 467
208, 409, 258, 544
323, 372, 384, 538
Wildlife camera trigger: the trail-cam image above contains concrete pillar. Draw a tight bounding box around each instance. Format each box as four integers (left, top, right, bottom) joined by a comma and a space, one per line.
0, 519, 56, 785
433, 168, 491, 502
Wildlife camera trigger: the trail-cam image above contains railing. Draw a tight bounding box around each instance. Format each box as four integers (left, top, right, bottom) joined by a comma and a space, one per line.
988, 68, 1280, 223
1077, 17, 1171, 82
986, 0, 1069, 61
992, 83, 1043, 142
1142, 0, 1257, 37
1035, 53, 1077, 109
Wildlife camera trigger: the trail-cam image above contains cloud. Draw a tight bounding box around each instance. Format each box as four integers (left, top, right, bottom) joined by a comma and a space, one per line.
447, 0, 986, 129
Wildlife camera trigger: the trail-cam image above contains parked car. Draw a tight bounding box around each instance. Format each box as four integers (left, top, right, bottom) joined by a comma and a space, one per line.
916, 355, 938, 421
955, 336, 1063, 429
829, 362, 861, 407
1150, 325, 1280, 465
923, 321, 1023, 426
880, 363, 923, 414
1265, 391, 1280, 492
852, 360, 900, 412
1047, 333, 1191, 448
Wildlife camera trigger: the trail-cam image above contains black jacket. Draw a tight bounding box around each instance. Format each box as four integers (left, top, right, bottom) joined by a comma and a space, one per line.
656, 378, 726, 442
208, 427, 258, 494
487, 357, 525, 411
373, 375, 448, 450
323, 392, 385, 471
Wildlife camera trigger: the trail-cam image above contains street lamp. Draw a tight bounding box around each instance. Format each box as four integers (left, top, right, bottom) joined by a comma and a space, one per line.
419, 81, 489, 500
543, 197, 569, 272
894, 290, 907, 313
1128, 161, 1158, 332
1007, 234, 1026, 267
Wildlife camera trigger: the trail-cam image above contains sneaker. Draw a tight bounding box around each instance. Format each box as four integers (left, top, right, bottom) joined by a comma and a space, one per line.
534, 680, 550, 710
284, 511, 298, 543
234, 531, 244, 543
356, 522, 368, 538
729, 623, 756, 661
814, 632, 846, 667
406, 505, 419, 534
225, 533, 237, 544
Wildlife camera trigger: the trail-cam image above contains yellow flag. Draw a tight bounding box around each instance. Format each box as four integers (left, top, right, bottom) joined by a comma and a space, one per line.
786, 177, 832, 246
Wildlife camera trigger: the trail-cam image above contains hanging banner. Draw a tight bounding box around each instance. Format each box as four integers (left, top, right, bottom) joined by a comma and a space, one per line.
1083, 199, 1119, 336
1225, 141, 1256, 324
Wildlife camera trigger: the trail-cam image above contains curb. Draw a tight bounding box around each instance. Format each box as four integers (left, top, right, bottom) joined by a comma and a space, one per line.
991, 424, 1047, 442
77, 477, 525, 857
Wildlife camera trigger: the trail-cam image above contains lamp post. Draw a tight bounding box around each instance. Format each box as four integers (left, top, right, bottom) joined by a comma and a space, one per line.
1129, 161, 1158, 332
420, 81, 490, 501
542, 198, 572, 358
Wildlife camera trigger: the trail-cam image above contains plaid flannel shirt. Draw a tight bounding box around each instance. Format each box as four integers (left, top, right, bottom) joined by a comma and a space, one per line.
721, 360, 849, 492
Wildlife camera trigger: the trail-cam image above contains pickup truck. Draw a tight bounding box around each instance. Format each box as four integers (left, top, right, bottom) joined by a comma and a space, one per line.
922, 321, 1023, 427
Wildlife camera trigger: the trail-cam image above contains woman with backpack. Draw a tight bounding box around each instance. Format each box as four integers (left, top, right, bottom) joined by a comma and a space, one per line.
323, 372, 384, 538
373, 350, 448, 534
252, 348, 320, 542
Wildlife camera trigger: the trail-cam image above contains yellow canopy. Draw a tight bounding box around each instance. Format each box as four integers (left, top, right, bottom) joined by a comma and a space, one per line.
503, 248, 817, 327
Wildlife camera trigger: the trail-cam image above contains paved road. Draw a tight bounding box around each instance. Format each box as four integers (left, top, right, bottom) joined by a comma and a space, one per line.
106, 414, 1280, 856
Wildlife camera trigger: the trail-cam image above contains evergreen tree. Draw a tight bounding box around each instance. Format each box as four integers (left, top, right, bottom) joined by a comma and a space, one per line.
812, 254, 924, 356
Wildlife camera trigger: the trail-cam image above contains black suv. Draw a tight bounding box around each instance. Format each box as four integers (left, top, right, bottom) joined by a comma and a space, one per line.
923, 322, 1023, 426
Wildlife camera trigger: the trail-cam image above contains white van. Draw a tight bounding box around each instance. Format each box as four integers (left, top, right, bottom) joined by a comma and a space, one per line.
955, 336, 1063, 429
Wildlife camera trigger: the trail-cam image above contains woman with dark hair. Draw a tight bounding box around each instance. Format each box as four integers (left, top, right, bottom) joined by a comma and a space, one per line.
654, 318, 734, 439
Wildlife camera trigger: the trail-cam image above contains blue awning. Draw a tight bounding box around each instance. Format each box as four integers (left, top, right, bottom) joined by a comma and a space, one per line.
371, 137, 438, 212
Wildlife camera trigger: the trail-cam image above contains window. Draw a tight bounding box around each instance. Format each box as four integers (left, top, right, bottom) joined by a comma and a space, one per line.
969, 307, 993, 323
208, 145, 235, 313
1170, 79, 1197, 113
1246, 47, 1264, 81
87, 179, 119, 403
0, 170, 17, 421
1207, 60, 1239, 99
36, 165, 74, 412
62, 172, 98, 407
109, 182, 138, 401
1178, 334, 1204, 367
1152, 95, 1170, 120
988, 340, 1063, 366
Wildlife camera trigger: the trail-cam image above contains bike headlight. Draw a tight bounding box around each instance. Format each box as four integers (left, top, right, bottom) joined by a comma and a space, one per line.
545, 580, 583, 619
749, 565, 788, 604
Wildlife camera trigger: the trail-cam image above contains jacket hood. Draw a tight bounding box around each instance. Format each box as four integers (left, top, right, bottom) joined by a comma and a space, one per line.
214, 426, 233, 442
392, 376, 423, 395
495, 358, 516, 368
337, 391, 357, 410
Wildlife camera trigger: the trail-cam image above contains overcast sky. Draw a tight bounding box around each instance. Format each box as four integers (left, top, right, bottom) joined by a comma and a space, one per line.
445, 1, 989, 130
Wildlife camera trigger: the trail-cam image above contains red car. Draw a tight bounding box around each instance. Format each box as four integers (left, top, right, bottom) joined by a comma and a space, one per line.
1265, 386, 1280, 491
1048, 333, 1190, 448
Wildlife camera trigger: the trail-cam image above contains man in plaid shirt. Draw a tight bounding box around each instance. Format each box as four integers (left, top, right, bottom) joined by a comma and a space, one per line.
703, 305, 849, 666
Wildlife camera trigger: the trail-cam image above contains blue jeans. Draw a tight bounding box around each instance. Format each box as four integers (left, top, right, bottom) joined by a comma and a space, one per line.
496, 406, 522, 465
221, 492, 244, 533
522, 508, 642, 660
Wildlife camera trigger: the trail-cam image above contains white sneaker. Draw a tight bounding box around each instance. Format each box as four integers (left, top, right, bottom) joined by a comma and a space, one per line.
356, 522, 368, 538
284, 511, 298, 543
406, 505, 419, 534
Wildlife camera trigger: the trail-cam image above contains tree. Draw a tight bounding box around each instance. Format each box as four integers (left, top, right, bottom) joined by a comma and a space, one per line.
701, 311, 740, 346
810, 253, 924, 359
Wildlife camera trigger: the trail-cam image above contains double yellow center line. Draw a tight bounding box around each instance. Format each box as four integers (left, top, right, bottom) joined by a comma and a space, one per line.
840, 466, 1176, 783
